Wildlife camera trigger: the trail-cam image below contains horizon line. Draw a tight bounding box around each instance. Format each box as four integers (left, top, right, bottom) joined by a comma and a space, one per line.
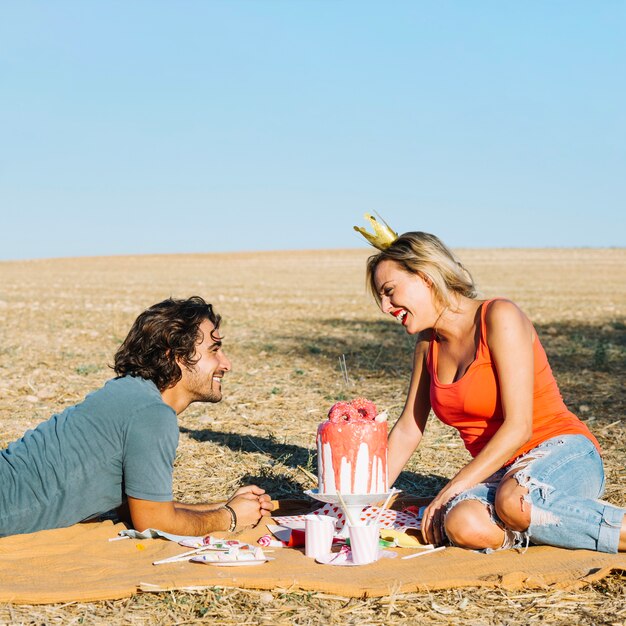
1, 244, 625, 264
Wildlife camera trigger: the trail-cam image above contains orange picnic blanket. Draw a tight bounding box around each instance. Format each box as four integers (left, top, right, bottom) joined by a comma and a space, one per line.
0, 500, 624, 604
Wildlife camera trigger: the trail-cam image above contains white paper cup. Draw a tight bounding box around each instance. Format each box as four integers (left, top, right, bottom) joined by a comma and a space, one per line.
304, 514, 335, 559
348, 523, 380, 565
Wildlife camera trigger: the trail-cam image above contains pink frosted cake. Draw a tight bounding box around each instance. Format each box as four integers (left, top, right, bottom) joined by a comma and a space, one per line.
316, 398, 388, 495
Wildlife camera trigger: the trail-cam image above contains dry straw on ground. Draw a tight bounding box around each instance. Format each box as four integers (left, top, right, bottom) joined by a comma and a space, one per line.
0, 248, 624, 625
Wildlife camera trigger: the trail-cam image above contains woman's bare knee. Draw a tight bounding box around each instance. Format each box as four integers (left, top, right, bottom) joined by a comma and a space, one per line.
444, 500, 503, 550
495, 477, 531, 532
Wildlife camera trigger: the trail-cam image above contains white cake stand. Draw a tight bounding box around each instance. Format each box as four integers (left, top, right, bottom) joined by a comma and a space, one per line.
304, 488, 401, 537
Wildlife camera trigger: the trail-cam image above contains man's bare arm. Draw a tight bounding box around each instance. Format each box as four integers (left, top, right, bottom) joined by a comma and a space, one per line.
127, 486, 274, 534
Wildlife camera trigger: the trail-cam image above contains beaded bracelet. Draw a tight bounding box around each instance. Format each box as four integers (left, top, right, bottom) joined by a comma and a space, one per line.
223, 504, 237, 532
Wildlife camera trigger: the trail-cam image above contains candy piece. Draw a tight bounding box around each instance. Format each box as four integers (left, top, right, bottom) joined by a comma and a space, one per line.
258, 534, 285, 548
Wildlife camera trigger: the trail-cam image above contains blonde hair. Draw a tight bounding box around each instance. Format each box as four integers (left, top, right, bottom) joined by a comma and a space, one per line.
366, 231, 477, 309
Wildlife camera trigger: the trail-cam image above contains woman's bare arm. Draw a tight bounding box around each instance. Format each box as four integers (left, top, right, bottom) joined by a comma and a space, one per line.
388, 336, 432, 485
127, 485, 274, 534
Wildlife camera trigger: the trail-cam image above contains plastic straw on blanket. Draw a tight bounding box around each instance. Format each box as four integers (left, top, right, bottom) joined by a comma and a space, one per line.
153, 545, 216, 565
401, 546, 446, 560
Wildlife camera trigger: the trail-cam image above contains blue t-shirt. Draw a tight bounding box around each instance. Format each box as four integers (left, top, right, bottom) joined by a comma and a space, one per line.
0, 376, 179, 536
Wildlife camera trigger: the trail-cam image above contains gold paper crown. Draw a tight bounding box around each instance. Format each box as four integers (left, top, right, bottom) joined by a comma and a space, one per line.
353, 213, 398, 250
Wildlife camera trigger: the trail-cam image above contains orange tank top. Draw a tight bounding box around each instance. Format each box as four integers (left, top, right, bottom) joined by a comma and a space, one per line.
427, 299, 600, 463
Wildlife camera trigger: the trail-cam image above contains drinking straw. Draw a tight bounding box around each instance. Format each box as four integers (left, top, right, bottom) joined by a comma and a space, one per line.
335, 491, 357, 526
401, 545, 446, 560
370, 491, 395, 526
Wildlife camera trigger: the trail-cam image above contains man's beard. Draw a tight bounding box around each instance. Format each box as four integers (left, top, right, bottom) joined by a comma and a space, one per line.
187, 371, 223, 404
200, 389, 222, 403
193, 385, 222, 404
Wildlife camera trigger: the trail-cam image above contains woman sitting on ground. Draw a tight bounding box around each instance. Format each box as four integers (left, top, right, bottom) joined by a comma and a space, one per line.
357, 217, 625, 552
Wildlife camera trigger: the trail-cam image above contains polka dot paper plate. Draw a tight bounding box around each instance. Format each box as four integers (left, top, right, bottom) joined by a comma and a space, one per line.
274, 504, 422, 531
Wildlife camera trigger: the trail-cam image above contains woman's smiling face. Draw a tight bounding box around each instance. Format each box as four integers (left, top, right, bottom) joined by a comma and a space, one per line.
374, 259, 436, 334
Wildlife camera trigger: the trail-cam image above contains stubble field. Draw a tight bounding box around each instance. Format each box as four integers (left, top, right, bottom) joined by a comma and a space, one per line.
0, 248, 624, 625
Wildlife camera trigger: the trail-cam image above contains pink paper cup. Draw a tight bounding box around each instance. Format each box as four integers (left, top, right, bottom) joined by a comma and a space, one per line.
348, 523, 380, 565
304, 514, 335, 559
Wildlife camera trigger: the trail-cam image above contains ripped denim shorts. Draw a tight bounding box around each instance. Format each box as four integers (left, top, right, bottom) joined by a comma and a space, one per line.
444, 434, 624, 553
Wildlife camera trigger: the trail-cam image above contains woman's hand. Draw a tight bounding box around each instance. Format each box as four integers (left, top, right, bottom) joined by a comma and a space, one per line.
421, 480, 470, 545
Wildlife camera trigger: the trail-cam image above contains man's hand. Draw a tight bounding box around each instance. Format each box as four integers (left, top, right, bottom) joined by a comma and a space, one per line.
231, 484, 267, 498
227, 484, 275, 529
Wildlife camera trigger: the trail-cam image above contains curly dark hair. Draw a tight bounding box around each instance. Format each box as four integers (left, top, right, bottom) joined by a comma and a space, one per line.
113, 296, 222, 391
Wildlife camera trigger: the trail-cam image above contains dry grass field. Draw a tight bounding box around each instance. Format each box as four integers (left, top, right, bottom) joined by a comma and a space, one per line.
0, 248, 624, 625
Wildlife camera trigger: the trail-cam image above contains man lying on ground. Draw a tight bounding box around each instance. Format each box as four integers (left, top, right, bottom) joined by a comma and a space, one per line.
0, 296, 274, 537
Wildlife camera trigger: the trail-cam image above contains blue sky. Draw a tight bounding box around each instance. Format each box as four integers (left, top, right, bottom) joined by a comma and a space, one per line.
1, 1, 624, 260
